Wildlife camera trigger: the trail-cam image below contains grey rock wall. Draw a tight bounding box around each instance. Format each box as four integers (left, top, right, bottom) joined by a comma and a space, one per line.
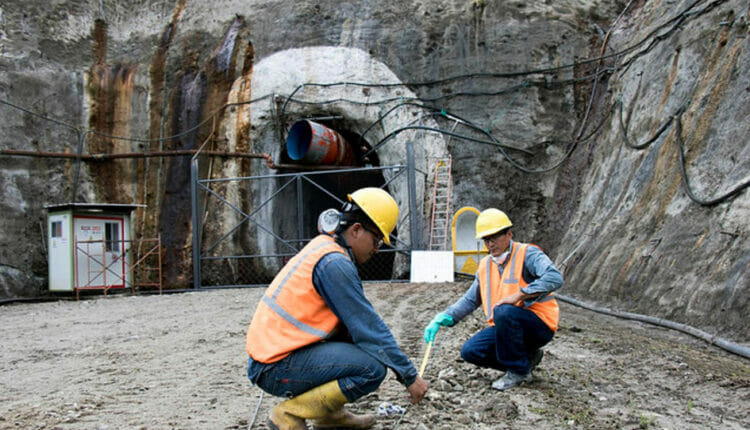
553, 0, 750, 339
0, 0, 747, 340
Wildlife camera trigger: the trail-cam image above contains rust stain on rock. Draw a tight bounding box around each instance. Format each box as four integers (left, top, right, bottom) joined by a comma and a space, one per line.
630, 50, 680, 219
157, 17, 248, 288
611, 247, 636, 297
201, 16, 245, 153
235, 40, 256, 285
137, 0, 186, 244
692, 232, 707, 250
647, 50, 680, 139
92, 19, 107, 65
680, 15, 741, 159
657, 15, 743, 213
86, 19, 138, 204
235, 41, 254, 157
158, 64, 205, 288
632, 15, 742, 222
630, 125, 680, 220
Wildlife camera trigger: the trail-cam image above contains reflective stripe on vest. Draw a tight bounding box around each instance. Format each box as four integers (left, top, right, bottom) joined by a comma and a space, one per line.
246, 235, 349, 363
477, 241, 559, 331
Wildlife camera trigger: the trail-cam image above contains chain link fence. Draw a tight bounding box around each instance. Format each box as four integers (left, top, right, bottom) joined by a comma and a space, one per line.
192, 161, 426, 288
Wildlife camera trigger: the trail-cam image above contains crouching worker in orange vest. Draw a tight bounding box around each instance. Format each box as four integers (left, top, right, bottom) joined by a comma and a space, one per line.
424, 208, 562, 391
246, 187, 428, 430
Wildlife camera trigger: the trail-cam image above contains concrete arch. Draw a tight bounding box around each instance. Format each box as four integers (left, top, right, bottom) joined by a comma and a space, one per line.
213, 46, 449, 280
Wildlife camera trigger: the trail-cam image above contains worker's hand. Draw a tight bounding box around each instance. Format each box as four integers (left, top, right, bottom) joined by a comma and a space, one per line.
406, 376, 428, 404
423, 313, 454, 343
494, 291, 525, 307
494, 291, 543, 308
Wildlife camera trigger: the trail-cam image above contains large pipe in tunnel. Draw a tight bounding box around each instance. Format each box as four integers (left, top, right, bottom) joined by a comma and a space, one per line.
286, 120, 355, 166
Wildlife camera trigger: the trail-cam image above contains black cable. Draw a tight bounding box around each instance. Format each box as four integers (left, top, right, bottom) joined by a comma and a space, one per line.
357, 101, 534, 157
368, 125, 523, 158
366, 103, 612, 175
556, 293, 750, 360
84, 94, 274, 143
0, 98, 80, 131
279, 0, 724, 119
277, 40, 635, 119
618, 99, 684, 150
497, 102, 614, 174
279, 69, 615, 125
617, 97, 748, 206
76, 0, 724, 150
674, 112, 750, 206
355, 76, 619, 167
617, 0, 728, 76
277, 0, 726, 155
0, 94, 275, 145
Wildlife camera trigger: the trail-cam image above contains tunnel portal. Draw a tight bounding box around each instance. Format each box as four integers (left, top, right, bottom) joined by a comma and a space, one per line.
276, 117, 397, 280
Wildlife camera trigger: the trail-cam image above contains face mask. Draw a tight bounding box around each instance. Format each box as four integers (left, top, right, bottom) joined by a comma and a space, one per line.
491, 252, 509, 265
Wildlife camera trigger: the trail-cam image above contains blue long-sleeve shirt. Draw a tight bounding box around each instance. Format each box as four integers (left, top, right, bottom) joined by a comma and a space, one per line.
444, 240, 563, 324
311, 251, 418, 385
247, 238, 418, 386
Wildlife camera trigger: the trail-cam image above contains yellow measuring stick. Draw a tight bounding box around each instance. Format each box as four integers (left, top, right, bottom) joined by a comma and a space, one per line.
418, 341, 433, 377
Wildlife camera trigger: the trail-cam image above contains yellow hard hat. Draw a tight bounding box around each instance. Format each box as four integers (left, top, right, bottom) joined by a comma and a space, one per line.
348, 187, 399, 245
475, 208, 513, 239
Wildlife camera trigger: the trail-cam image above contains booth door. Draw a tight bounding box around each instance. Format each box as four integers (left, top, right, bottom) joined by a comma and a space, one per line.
74, 217, 126, 288
452, 207, 486, 275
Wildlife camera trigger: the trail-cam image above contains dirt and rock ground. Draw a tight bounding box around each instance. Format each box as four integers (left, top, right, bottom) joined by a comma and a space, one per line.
1, 282, 749, 430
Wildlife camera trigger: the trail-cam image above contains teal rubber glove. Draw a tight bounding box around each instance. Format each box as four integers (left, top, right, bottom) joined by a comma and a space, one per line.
423, 313, 454, 343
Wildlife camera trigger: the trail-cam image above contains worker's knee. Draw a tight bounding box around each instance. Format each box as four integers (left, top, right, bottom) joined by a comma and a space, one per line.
370, 362, 387, 385
493, 304, 521, 325
460, 342, 478, 364
353, 355, 387, 388
460, 337, 485, 365
339, 362, 386, 402
352, 356, 386, 388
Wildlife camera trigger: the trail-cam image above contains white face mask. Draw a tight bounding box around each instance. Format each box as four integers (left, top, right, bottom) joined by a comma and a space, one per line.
491, 251, 509, 265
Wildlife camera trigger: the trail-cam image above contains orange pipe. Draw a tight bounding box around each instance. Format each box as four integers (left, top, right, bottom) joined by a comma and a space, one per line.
286, 120, 354, 166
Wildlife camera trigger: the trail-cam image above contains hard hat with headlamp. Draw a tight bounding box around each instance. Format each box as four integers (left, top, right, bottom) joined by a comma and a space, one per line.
317, 187, 399, 246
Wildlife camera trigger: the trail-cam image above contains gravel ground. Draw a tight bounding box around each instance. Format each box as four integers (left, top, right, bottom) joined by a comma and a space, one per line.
1, 282, 748, 429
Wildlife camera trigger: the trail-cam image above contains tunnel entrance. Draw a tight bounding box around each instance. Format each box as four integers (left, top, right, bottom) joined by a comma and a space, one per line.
276, 117, 397, 280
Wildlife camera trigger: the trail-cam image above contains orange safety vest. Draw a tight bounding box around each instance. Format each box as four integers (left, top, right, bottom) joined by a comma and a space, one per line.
246, 235, 349, 363
477, 241, 559, 332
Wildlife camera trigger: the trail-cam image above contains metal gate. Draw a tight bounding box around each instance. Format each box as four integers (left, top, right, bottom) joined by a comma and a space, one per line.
74, 236, 162, 298
191, 152, 426, 288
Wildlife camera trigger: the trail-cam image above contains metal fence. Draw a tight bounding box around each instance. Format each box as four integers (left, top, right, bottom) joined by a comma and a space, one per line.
191, 154, 426, 288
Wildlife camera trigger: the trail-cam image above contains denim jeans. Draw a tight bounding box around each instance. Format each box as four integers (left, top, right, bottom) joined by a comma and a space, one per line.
248, 341, 386, 402
460, 304, 554, 374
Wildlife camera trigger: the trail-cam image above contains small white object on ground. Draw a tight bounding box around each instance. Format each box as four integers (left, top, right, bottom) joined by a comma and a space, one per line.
377, 402, 406, 416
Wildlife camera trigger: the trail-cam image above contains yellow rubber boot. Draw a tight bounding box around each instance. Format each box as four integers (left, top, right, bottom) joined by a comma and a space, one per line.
310, 381, 376, 430
267, 380, 375, 430
268, 398, 307, 430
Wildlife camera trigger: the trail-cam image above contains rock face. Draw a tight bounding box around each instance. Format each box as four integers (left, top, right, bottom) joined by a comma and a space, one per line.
0, 1, 747, 340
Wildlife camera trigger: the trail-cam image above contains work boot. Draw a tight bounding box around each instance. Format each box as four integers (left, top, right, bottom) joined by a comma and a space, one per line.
267, 380, 374, 430
529, 349, 544, 371
491, 370, 532, 391
312, 407, 376, 429
268, 399, 307, 430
